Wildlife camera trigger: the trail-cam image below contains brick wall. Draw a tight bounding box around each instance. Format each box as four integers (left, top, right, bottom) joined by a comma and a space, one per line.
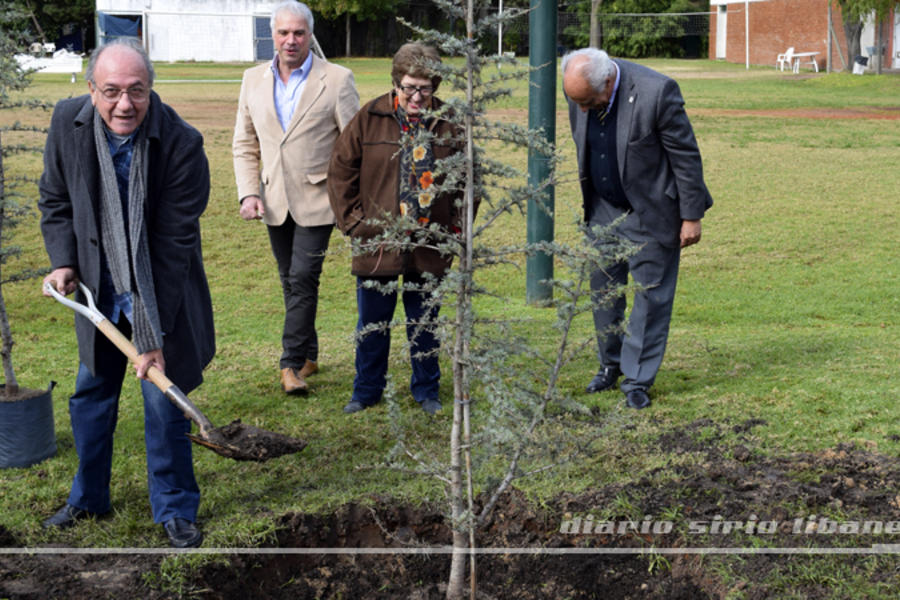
708, 0, 864, 72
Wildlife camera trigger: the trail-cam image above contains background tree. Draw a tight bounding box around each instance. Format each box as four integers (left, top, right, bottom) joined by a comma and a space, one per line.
40, 0, 94, 50
837, 0, 894, 74
837, 0, 867, 69
0, 7, 50, 398
5, 0, 94, 50
568, 0, 707, 57
311, 0, 401, 56
590, 0, 603, 48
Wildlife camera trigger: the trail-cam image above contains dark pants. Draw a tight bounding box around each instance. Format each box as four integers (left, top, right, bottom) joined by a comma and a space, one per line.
589, 202, 681, 393
267, 222, 333, 369
66, 320, 199, 524
352, 274, 441, 407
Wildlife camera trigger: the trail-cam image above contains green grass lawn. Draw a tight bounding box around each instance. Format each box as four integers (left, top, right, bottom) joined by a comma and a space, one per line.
1, 57, 899, 569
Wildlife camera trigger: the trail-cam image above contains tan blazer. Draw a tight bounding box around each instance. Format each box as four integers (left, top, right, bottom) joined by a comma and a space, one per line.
232, 54, 359, 227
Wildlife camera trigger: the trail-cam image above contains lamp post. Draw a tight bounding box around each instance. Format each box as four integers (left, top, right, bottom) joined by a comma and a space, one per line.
526, 0, 557, 303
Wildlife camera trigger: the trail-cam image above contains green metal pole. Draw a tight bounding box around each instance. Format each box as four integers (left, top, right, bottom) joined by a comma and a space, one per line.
526, 0, 557, 304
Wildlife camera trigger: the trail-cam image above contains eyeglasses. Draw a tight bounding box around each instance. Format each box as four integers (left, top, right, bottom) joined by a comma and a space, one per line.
94, 85, 150, 103
399, 84, 434, 98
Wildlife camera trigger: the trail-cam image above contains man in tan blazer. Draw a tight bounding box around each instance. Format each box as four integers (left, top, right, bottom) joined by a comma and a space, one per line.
233, 0, 359, 394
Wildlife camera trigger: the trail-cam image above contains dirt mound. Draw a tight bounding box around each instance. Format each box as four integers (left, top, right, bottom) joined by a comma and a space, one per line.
194, 490, 705, 600
4, 419, 900, 599
0, 555, 157, 600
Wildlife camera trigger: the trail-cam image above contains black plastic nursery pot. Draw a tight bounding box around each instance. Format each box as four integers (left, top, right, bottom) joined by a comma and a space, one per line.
0, 382, 56, 468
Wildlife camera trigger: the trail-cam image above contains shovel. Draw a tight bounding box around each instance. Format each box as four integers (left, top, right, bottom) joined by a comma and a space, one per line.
44, 281, 307, 462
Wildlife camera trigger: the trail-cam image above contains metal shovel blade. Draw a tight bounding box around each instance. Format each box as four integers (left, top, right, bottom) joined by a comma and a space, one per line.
188, 420, 308, 462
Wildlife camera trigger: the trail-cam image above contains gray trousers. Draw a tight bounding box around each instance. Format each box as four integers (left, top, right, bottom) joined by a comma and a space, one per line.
588, 201, 681, 393
267, 221, 333, 369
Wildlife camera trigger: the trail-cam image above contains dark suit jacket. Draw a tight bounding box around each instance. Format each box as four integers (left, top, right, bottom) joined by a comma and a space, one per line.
39, 93, 215, 392
568, 59, 713, 247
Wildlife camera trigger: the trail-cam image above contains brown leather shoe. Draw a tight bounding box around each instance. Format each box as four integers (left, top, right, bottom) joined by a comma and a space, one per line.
280, 367, 309, 395
297, 359, 318, 379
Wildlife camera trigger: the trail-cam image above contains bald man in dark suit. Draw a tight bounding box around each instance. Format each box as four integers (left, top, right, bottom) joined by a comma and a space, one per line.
563, 48, 712, 410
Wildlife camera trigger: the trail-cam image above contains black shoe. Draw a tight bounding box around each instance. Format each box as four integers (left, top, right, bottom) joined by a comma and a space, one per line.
42, 504, 99, 529
625, 389, 651, 410
421, 399, 442, 415
586, 366, 622, 393
343, 400, 366, 414
163, 518, 203, 548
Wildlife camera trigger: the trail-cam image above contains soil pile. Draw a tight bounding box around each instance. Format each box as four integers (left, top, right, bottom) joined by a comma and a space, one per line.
3, 419, 899, 599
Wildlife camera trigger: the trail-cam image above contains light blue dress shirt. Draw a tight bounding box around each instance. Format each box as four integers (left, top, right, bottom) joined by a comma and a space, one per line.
271, 52, 313, 131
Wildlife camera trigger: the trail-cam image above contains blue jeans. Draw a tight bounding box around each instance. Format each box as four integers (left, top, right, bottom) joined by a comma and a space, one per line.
352, 275, 441, 406
66, 326, 199, 524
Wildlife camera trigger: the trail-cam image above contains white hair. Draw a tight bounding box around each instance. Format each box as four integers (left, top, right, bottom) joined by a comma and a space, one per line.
561, 48, 614, 92
270, 1, 314, 34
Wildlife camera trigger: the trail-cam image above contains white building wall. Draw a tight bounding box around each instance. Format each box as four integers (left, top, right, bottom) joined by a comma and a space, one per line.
96, 0, 277, 62
147, 13, 252, 61
894, 12, 900, 68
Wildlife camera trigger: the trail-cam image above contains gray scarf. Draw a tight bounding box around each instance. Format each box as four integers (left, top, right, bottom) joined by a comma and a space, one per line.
93, 110, 163, 355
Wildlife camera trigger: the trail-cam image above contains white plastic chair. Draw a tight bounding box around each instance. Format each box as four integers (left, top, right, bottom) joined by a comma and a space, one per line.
776, 47, 794, 71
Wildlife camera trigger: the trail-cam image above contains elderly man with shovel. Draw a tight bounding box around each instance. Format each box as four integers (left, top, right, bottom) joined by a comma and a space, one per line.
38, 38, 214, 548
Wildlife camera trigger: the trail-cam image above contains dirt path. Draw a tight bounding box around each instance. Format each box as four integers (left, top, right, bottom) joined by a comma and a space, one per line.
693, 106, 900, 120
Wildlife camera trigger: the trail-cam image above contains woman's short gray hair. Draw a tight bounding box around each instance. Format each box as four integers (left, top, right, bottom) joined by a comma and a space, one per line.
271, 1, 315, 34
561, 48, 614, 92
391, 42, 443, 90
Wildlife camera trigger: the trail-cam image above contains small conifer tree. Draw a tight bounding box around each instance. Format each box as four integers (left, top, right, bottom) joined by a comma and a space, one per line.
0, 9, 51, 397
342, 1, 636, 596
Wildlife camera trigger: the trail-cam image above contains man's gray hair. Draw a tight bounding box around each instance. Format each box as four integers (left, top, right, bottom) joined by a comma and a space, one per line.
271, 0, 315, 34
561, 48, 614, 92
85, 38, 155, 86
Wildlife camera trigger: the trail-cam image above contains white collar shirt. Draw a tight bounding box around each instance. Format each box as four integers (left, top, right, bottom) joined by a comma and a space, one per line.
271, 52, 313, 131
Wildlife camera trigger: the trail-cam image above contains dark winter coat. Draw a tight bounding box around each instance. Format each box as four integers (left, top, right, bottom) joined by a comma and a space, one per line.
327, 92, 464, 277
39, 92, 215, 392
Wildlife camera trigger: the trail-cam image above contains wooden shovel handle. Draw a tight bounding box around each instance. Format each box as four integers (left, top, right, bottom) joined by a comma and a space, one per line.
43, 281, 215, 435
95, 318, 175, 392
94, 317, 215, 435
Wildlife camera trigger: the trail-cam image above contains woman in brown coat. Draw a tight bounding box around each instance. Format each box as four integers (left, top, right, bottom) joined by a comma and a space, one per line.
328, 42, 463, 415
